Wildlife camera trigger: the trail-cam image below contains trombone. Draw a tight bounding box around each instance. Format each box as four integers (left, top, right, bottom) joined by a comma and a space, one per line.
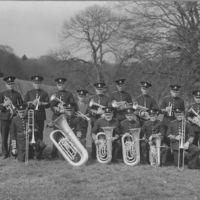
25, 109, 36, 165
178, 116, 186, 170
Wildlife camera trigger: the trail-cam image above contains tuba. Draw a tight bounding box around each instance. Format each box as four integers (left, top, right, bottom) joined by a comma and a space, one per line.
149, 133, 162, 166
49, 114, 88, 166
95, 126, 114, 164
121, 128, 141, 166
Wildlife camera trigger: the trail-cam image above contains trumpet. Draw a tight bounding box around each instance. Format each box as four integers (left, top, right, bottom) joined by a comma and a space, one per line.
49, 114, 88, 166
95, 126, 114, 164
89, 99, 105, 115
25, 109, 36, 165
3, 96, 16, 117
121, 128, 141, 166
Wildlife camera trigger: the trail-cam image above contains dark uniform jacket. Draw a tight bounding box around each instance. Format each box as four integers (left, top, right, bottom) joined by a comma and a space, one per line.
135, 94, 158, 110
24, 89, 49, 121
92, 118, 121, 138
160, 96, 185, 118
120, 119, 141, 134
109, 91, 132, 121
66, 116, 88, 141
141, 120, 165, 140
50, 90, 75, 120
0, 90, 23, 120
187, 103, 200, 132
167, 120, 194, 150
76, 100, 89, 115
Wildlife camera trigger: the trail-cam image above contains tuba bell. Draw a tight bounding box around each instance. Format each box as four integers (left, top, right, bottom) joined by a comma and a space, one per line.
49, 114, 88, 166
121, 128, 141, 166
95, 126, 114, 164
149, 133, 162, 166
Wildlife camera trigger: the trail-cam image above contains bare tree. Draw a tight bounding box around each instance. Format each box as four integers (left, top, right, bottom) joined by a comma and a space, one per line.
61, 5, 125, 81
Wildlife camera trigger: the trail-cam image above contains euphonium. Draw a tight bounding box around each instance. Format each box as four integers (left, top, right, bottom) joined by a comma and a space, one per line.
122, 128, 141, 166
49, 114, 88, 166
95, 126, 114, 164
149, 133, 162, 166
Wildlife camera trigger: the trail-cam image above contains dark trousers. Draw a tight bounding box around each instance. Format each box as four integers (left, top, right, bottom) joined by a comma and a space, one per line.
112, 140, 122, 161
35, 119, 45, 141
193, 131, 200, 147
0, 120, 11, 156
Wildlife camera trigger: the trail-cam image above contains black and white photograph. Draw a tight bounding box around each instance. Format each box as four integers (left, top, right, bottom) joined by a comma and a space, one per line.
0, 1, 200, 200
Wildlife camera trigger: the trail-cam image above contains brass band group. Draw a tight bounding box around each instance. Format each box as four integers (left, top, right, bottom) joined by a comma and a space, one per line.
0, 75, 200, 169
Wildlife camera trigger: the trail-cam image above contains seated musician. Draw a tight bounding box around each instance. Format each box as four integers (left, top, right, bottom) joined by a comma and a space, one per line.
10, 104, 46, 162
91, 107, 121, 163
167, 108, 198, 167
140, 108, 168, 165
187, 90, 200, 147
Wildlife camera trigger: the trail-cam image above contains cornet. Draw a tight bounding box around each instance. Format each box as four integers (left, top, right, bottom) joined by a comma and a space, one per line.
187, 107, 200, 127
111, 100, 127, 110
89, 99, 105, 115
50, 94, 66, 113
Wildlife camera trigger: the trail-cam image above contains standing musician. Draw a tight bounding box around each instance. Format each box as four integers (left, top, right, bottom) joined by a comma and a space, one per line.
0, 76, 23, 159
140, 108, 168, 165
110, 78, 132, 122
167, 108, 197, 167
50, 78, 76, 158
91, 107, 121, 162
135, 81, 159, 125
24, 76, 50, 142
88, 82, 109, 125
187, 90, 200, 147
10, 104, 46, 162
160, 85, 185, 146
76, 89, 89, 115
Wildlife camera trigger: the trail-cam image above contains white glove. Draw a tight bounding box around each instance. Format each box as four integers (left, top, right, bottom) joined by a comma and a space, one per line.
11, 149, 17, 156
182, 141, 189, 150
175, 135, 181, 141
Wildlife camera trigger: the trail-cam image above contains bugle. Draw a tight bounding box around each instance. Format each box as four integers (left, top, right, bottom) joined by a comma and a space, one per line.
121, 128, 141, 166
49, 114, 88, 166
95, 126, 114, 164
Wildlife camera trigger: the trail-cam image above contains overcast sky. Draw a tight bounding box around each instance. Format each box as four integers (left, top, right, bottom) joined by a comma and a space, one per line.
0, 1, 108, 58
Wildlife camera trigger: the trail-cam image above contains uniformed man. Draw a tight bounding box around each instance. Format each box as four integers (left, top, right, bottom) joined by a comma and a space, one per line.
110, 78, 132, 122
76, 89, 89, 115
10, 104, 46, 162
167, 108, 198, 167
120, 108, 141, 133
50, 77, 76, 121
50, 77, 76, 158
135, 81, 159, 125
160, 84, 185, 146
49, 103, 90, 159
88, 82, 109, 125
24, 76, 49, 142
91, 107, 121, 162
0, 76, 23, 159
140, 108, 168, 165
187, 90, 200, 147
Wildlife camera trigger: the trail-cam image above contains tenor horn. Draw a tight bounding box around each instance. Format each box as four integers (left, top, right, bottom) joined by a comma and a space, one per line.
95, 126, 114, 164
49, 114, 88, 166
149, 133, 162, 166
122, 128, 141, 166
